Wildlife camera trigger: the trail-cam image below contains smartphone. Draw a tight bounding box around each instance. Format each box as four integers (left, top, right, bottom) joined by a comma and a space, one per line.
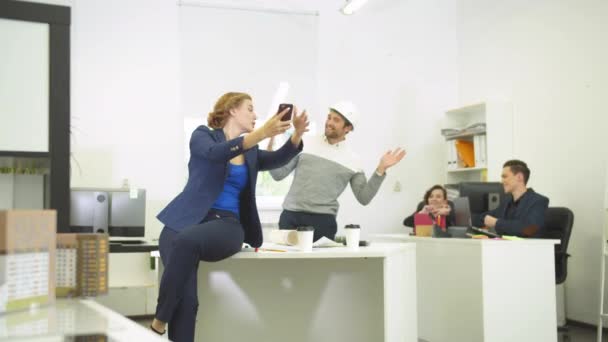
277, 103, 293, 121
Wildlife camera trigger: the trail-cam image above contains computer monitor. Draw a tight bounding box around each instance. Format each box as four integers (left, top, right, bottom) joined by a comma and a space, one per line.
69, 188, 146, 237
452, 197, 472, 227
458, 182, 506, 216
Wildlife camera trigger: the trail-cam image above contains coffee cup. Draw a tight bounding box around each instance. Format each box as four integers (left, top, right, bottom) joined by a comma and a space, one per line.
296, 226, 314, 252
344, 224, 361, 250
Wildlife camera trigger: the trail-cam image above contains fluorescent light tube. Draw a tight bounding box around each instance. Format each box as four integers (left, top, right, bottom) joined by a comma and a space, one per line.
340, 0, 369, 15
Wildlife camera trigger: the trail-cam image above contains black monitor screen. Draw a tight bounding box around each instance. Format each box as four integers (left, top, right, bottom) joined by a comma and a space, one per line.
458, 182, 506, 215
69, 188, 145, 237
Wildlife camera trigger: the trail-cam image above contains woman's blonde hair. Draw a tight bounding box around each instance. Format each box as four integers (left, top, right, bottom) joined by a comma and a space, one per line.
207, 92, 252, 129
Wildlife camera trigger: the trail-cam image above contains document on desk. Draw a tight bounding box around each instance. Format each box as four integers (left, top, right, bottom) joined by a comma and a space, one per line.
312, 237, 344, 248
260, 243, 299, 252
240, 243, 298, 253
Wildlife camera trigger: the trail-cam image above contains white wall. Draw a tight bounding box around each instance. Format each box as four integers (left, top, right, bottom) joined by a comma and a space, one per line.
179, 4, 319, 121
315, 0, 459, 238
64, 0, 459, 243
458, 0, 608, 324
70, 0, 183, 240
179, 3, 321, 226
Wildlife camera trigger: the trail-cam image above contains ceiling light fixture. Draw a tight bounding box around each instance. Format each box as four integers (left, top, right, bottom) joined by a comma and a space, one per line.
340, 0, 369, 15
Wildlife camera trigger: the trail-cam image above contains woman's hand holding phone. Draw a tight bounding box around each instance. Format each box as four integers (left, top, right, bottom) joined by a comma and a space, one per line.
262, 108, 292, 138
277, 103, 293, 122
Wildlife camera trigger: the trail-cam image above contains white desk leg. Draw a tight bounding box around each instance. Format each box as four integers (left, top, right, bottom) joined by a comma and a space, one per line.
481, 243, 557, 342
384, 246, 417, 342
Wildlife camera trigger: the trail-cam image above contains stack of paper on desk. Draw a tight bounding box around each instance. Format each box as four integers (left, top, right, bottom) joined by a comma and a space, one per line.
312, 237, 344, 248
268, 230, 343, 248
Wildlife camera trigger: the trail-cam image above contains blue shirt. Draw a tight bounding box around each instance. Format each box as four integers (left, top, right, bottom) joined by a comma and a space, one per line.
211, 163, 248, 216
156, 125, 303, 248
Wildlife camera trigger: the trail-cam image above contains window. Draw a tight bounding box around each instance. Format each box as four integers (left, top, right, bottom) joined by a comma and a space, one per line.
180, 5, 319, 209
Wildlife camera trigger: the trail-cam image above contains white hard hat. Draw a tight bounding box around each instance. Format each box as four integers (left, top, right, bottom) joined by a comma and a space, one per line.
329, 101, 358, 130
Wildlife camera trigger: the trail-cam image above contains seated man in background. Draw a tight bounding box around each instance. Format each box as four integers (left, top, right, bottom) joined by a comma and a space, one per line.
474, 159, 549, 237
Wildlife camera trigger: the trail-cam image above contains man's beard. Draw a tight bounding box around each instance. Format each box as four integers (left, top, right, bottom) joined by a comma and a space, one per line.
325, 127, 340, 139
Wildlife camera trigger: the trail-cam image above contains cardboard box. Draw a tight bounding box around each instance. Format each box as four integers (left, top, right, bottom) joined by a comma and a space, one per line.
56, 233, 108, 298
0, 210, 56, 313
56, 233, 78, 298
76, 234, 108, 297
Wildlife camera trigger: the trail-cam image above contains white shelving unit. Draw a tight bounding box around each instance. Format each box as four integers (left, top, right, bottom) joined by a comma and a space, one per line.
442, 101, 513, 185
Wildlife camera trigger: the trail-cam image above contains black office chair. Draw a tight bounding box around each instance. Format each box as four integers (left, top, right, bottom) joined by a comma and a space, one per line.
544, 208, 574, 338
543, 207, 574, 285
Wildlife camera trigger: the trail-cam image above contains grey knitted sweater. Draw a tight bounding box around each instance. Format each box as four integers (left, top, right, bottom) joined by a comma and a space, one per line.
269, 135, 385, 216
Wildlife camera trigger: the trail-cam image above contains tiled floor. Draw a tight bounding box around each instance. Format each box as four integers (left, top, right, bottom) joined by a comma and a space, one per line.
559, 325, 607, 342
132, 317, 608, 342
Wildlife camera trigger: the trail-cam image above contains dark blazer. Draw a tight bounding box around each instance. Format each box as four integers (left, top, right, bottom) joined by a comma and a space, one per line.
157, 125, 302, 248
403, 200, 456, 228
473, 188, 549, 237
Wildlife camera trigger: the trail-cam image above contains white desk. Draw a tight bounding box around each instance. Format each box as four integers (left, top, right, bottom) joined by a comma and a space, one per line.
0, 299, 164, 341
373, 234, 558, 342
159, 243, 417, 342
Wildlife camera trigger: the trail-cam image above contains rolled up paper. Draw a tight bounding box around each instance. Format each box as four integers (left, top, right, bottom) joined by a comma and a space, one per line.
268, 229, 299, 246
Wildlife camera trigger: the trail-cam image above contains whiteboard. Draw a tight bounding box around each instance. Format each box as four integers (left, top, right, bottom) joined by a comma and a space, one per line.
179, 5, 319, 122
0, 18, 49, 152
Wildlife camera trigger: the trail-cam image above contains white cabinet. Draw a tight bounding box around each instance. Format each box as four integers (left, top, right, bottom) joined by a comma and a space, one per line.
93, 252, 159, 317
442, 101, 513, 184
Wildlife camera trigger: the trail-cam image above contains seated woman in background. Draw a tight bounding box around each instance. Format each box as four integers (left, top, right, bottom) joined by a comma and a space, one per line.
403, 184, 456, 229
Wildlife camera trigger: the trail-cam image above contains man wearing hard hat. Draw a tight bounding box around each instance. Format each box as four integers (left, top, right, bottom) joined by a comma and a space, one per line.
269, 101, 406, 241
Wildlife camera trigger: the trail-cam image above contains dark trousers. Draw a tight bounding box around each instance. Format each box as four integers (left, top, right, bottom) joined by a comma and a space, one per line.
156, 209, 244, 342
278, 209, 337, 242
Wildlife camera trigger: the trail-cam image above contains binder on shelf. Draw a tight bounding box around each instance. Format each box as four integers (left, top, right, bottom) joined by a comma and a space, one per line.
450, 141, 458, 170
446, 143, 452, 170
446, 141, 455, 170
448, 141, 458, 170
479, 135, 487, 167
455, 140, 475, 168
473, 135, 481, 167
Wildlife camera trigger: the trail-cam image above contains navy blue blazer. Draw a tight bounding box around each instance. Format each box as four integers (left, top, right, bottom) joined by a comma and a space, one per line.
474, 188, 549, 237
157, 125, 302, 247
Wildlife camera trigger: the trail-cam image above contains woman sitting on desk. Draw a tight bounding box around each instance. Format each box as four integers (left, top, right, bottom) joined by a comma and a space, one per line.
150, 92, 309, 342
403, 185, 456, 229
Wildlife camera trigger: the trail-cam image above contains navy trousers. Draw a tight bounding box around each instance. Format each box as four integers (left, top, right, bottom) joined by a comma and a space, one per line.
156, 209, 244, 342
278, 209, 337, 242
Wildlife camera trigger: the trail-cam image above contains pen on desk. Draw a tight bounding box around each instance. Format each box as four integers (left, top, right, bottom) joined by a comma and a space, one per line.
258, 248, 286, 253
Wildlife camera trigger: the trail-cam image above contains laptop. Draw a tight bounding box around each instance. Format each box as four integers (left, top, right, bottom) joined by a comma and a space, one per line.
450, 197, 500, 238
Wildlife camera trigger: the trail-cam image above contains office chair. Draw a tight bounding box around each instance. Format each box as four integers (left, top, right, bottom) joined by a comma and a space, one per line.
543, 207, 574, 285
543, 207, 574, 337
